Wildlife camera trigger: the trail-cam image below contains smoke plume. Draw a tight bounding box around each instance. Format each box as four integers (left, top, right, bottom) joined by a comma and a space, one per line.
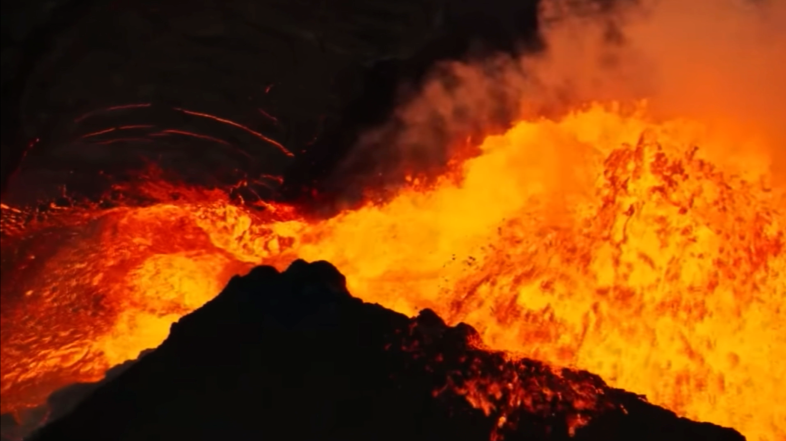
340, 0, 786, 191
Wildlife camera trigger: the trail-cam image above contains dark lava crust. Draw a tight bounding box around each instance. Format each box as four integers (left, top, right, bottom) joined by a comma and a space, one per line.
22, 260, 743, 441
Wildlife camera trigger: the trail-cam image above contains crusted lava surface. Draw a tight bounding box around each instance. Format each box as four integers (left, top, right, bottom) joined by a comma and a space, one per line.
26, 261, 743, 441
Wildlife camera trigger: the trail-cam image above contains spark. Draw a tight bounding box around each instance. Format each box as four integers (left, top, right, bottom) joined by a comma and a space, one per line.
79, 128, 117, 139
257, 108, 280, 125
118, 125, 154, 130
73, 104, 152, 123
174, 108, 294, 157
158, 129, 231, 146
78, 125, 154, 139
155, 130, 252, 160
92, 138, 153, 145
259, 174, 284, 184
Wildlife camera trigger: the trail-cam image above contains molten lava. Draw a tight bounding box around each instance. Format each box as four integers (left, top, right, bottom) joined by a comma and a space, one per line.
1, 104, 784, 440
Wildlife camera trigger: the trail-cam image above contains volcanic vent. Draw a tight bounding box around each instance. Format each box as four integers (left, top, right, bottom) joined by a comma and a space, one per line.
2, 0, 786, 440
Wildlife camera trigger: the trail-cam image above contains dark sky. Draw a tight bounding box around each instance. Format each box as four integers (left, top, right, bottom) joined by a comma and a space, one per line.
1, 0, 545, 204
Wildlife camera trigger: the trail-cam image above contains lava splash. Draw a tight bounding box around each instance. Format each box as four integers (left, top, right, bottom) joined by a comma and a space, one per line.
1, 104, 784, 441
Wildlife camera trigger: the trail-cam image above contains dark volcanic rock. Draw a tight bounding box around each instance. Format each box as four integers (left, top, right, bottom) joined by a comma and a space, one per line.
29, 260, 744, 441
2, 0, 545, 203
0, 352, 150, 441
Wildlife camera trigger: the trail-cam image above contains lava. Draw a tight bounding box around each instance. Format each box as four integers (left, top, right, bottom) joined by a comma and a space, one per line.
1, 103, 784, 440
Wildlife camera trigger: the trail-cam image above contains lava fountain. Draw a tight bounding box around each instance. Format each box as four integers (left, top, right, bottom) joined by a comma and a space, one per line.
1, 103, 784, 441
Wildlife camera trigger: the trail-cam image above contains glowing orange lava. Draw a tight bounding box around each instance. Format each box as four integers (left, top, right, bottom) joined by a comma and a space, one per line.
1, 104, 784, 440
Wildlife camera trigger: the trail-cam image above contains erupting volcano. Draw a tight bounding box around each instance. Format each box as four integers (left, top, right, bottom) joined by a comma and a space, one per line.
2, 103, 784, 440
2, 0, 785, 440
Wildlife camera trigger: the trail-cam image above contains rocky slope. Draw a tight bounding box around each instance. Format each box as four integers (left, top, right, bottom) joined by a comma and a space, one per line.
27, 260, 744, 441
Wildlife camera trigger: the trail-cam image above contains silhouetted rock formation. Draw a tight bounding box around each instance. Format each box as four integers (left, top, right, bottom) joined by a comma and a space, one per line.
29, 260, 744, 441
0, 352, 151, 441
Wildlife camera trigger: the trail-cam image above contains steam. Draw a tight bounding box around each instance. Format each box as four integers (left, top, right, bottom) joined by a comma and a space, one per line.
341, 0, 786, 189
533, 0, 786, 177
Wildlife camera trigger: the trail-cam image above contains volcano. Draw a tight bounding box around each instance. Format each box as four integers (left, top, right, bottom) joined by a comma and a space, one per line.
2, 104, 783, 441
2, 0, 786, 440
23, 260, 745, 441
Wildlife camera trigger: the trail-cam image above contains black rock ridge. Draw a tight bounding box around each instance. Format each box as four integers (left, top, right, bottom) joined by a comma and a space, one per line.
28, 260, 745, 441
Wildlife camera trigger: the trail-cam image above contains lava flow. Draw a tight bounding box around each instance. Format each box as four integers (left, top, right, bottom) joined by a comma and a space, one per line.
1, 103, 784, 440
